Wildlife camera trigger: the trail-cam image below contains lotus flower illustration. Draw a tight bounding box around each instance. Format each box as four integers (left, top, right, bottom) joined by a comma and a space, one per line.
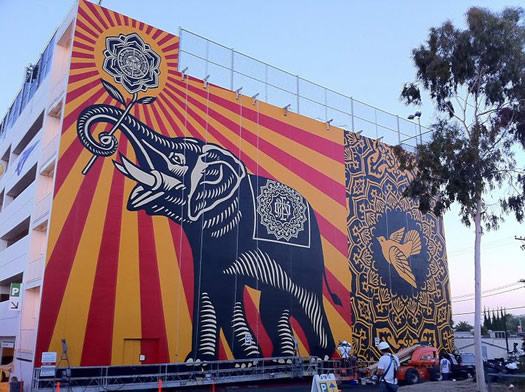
103, 33, 161, 94
82, 33, 161, 175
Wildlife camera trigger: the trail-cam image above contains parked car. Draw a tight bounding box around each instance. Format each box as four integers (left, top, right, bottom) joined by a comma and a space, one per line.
446, 353, 469, 380
458, 352, 476, 377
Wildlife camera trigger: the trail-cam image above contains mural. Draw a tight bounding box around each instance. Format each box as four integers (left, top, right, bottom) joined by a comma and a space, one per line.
35, 0, 351, 367
345, 132, 454, 360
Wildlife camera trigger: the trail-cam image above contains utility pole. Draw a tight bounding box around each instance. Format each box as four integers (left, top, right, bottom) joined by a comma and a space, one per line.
515, 236, 525, 250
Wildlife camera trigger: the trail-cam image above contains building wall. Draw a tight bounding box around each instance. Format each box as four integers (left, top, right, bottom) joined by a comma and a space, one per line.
35, 0, 351, 367
345, 132, 453, 360
30, 0, 453, 369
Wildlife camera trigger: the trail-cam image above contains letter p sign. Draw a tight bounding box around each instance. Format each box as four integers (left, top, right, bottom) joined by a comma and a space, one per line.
10, 283, 21, 297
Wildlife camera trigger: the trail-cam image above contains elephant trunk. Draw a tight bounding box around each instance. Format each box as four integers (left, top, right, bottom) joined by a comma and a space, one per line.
77, 103, 181, 170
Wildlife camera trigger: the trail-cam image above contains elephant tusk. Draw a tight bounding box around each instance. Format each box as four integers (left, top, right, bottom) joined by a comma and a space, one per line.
119, 154, 157, 188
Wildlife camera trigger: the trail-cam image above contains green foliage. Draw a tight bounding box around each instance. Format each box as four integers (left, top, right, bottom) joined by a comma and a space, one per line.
397, 7, 525, 228
455, 320, 474, 332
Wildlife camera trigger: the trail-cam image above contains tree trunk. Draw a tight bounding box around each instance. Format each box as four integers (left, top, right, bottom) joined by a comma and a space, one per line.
474, 198, 487, 392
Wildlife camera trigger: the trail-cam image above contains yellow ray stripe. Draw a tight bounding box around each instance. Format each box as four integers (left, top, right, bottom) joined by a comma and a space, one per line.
83, 1, 112, 32
46, 157, 116, 365
152, 217, 192, 363
186, 77, 344, 144
160, 89, 347, 228
321, 237, 351, 290
219, 330, 234, 360
324, 298, 352, 346
112, 167, 142, 364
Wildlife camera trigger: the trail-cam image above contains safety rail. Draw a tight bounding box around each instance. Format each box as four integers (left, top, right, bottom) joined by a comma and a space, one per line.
178, 28, 432, 151
32, 356, 322, 391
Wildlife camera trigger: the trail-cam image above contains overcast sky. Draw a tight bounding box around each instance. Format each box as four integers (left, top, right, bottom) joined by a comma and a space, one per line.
1, 0, 524, 325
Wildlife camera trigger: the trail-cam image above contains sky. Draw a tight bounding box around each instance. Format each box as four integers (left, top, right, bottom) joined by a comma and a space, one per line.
0, 0, 524, 326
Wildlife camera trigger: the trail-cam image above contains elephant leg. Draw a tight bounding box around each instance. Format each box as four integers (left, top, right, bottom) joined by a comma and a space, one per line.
259, 288, 295, 360
220, 289, 261, 362
186, 291, 219, 363
291, 293, 335, 360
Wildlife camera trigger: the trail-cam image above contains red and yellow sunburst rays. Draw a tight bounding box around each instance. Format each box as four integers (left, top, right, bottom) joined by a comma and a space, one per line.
36, 0, 351, 367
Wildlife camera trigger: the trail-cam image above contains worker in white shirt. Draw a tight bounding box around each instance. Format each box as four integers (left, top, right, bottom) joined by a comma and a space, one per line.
376, 341, 400, 391
440, 353, 451, 380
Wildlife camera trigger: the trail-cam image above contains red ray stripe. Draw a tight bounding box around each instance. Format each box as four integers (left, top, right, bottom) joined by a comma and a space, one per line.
73, 40, 94, 52
158, 90, 205, 140
152, 29, 163, 40
167, 62, 179, 68
137, 212, 170, 363
81, 143, 127, 366
123, 15, 130, 26
158, 34, 173, 46
165, 54, 179, 60
72, 51, 94, 60
68, 70, 99, 84
323, 269, 351, 325
243, 288, 272, 357
168, 221, 194, 321
290, 317, 311, 355
74, 30, 96, 45
113, 11, 122, 25
161, 88, 271, 179
155, 96, 185, 137
146, 25, 153, 35
70, 62, 97, 70
101, 6, 116, 27
163, 42, 179, 53
66, 78, 101, 104
169, 76, 343, 165
78, 7, 103, 34
161, 86, 347, 256
84, 0, 109, 30
61, 86, 106, 138
149, 101, 171, 137
34, 160, 105, 367
56, 94, 113, 193
165, 82, 346, 208
75, 19, 99, 39
132, 18, 137, 28
315, 211, 348, 256
139, 22, 145, 31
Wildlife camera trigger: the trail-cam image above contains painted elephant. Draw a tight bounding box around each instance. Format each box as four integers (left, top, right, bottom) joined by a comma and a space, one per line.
77, 104, 342, 362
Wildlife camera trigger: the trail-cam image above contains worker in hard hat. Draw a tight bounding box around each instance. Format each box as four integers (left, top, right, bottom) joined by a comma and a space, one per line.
376, 341, 400, 391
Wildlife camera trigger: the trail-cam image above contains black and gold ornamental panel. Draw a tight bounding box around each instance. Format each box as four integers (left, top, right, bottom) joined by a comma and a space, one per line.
345, 132, 454, 361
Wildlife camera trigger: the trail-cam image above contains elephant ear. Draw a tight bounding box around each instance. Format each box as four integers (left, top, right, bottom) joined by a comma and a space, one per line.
187, 144, 246, 221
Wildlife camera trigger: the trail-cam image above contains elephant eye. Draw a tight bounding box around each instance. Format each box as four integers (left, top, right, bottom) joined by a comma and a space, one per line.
169, 152, 185, 166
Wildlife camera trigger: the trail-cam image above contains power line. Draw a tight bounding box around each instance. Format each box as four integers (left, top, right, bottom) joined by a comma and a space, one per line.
452, 280, 525, 300
453, 305, 525, 316
452, 286, 525, 303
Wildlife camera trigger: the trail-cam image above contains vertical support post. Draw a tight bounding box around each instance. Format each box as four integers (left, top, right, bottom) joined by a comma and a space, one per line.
230, 48, 234, 91
324, 88, 328, 122
396, 115, 401, 145
56, 381, 60, 392
350, 97, 355, 133
205, 39, 209, 79
178, 27, 183, 73
296, 75, 300, 114
265, 65, 268, 103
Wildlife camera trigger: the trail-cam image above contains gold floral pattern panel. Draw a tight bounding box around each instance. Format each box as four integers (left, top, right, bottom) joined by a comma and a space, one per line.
345, 132, 454, 360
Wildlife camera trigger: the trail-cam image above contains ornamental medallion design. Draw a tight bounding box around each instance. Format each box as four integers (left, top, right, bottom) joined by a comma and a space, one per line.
345, 131, 453, 361
256, 180, 307, 241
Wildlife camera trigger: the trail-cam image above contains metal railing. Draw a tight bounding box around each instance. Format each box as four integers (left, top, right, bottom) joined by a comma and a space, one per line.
32, 356, 322, 391
178, 28, 432, 150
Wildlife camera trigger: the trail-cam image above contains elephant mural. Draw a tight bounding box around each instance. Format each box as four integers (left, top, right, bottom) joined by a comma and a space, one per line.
77, 104, 342, 362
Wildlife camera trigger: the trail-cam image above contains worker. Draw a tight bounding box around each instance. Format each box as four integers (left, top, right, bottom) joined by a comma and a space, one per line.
440, 353, 451, 380
376, 341, 400, 391
337, 340, 351, 365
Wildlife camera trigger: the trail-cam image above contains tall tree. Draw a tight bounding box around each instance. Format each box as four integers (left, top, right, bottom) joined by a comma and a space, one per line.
396, 7, 525, 391
455, 321, 474, 332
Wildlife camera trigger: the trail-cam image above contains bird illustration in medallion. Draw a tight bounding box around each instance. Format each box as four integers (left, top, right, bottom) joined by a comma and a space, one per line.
377, 227, 422, 288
